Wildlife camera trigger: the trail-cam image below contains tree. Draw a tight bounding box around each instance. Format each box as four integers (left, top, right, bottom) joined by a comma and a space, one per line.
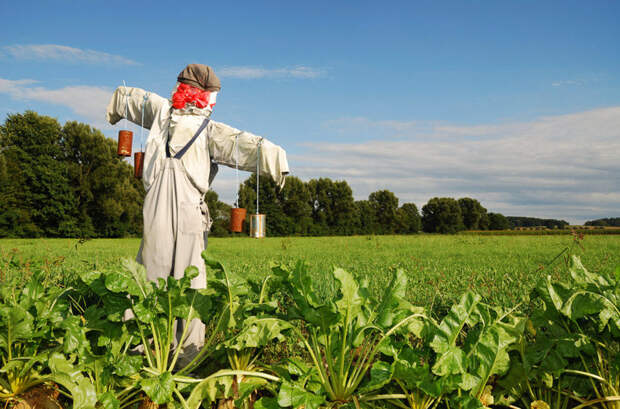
368, 190, 399, 234
397, 202, 421, 234
62, 121, 143, 237
354, 200, 375, 235
307, 178, 356, 236
421, 197, 464, 234
507, 216, 568, 229
457, 197, 487, 230
0, 111, 79, 237
488, 212, 511, 230
280, 176, 312, 235
0, 112, 144, 238
478, 212, 490, 230
205, 189, 231, 237
585, 217, 620, 227
238, 173, 289, 236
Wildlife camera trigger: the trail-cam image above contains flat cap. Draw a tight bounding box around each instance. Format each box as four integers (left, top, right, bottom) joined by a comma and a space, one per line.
177, 64, 221, 92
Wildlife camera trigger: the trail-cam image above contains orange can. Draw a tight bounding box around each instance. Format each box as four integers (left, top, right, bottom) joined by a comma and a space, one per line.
134, 151, 144, 179
117, 130, 133, 156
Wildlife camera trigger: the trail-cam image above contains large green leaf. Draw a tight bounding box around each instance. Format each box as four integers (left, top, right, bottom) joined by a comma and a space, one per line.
60, 314, 89, 354
358, 360, 394, 393
227, 317, 292, 350
432, 344, 467, 376
104, 271, 142, 296
140, 371, 174, 404
186, 374, 233, 409
430, 292, 481, 355
373, 269, 412, 328
334, 268, 364, 326
277, 380, 325, 409
0, 305, 34, 348
469, 325, 518, 398
254, 397, 280, 409
48, 353, 97, 409
98, 391, 120, 409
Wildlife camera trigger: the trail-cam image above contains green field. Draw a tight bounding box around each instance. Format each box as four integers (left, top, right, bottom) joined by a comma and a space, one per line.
1, 234, 619, 313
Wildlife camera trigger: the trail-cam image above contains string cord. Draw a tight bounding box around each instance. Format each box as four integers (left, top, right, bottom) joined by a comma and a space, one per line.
140, 93, 149, 152
122, 80, 129, 129
235, 133, 240, 208
256, 138, 263, 215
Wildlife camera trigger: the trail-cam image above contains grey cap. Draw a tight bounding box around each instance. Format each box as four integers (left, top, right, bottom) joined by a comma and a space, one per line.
177, 64, 221, 92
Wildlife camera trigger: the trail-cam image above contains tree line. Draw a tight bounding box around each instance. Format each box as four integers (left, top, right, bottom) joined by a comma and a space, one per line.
0, 111, 143, 237
209, 173, 517, 236
0, 112, 593, 238
584, 217, 620, 227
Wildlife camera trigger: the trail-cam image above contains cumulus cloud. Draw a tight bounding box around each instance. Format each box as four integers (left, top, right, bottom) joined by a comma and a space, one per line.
0, 78, 112, 127
2, 44, 139, 65
218, 65, 325, 79
291, 107, 620, 223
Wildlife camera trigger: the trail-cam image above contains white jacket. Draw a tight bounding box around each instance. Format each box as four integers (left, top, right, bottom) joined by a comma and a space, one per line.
106, 86, 289, 194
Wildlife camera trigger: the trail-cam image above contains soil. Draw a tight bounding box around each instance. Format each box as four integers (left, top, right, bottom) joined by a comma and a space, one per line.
137, 396, 165, 409
11, 384, 62, 409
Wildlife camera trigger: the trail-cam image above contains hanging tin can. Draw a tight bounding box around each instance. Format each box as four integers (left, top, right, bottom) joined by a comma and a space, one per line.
117, 130, 133, 156
249, 214, 266, 238
230, 208, 246, 232
134, 151, 144, 179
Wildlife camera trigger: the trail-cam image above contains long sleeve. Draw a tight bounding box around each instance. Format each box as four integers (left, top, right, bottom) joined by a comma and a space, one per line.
208, 120, 290, 188
106, 86, 168, 130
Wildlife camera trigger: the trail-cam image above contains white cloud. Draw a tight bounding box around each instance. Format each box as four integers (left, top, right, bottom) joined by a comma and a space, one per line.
218, 65, 325, 79
552, 80, 582, 87
290, 107, 620, 224
0, 78, 112, 127
2, 44, 139, 65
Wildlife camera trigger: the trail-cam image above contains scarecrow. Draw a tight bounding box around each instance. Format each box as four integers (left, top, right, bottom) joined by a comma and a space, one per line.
106, 64, 289, 360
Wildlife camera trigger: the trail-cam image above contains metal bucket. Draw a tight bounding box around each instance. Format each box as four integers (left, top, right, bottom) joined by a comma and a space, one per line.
134, 151, 144, 179
117, 130, 133, 157
230, 208, 246, 232
249, 214, 266, 238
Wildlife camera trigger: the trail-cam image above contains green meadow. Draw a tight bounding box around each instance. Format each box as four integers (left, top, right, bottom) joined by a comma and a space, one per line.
2, 235, 618, 313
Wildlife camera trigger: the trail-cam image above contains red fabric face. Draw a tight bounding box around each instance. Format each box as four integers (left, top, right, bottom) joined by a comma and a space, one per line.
172, 83, 211, 110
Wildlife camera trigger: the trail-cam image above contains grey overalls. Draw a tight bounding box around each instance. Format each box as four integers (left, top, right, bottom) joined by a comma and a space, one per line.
137, 118, 210, 357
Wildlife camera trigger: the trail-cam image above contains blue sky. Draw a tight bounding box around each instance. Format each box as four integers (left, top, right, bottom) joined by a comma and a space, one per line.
1, 0, 619, 224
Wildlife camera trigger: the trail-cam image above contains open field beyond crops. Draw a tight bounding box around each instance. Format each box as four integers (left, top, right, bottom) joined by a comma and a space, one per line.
1, 234, 619, 313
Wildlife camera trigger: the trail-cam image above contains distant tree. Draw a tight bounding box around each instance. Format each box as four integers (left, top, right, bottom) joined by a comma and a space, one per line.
488, 212, 511, 230
0, 111, 79, 237
205, 189, 231, 237
458, 197, 487, 230
507, 216, 568, 229
0, 111, 146, 238
421, 197, 464, 234
354, 200, 375, 235
307, 178, 356, 235
280, 176, 312, 235
478, 212, 490, 230
368, 189, 399, 234
585, 217, 620, 227
396, 202, 421, 234
238, 173, 289, 236
62, 121, 143, 237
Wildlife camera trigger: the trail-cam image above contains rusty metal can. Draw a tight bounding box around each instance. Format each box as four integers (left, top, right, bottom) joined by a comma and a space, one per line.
117, 130, 133, 157
134, 151, 144, 179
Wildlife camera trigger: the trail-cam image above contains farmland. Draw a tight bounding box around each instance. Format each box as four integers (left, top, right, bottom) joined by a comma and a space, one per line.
2, 234, 619, 312
1, 234, 619, 409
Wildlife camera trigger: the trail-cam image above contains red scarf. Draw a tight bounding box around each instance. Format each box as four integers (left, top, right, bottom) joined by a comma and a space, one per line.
172, 83, 211, 109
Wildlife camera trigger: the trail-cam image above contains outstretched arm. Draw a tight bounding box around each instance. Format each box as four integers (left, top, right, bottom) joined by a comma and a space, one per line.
208, 121, 290, 189
106, 86, 168, 129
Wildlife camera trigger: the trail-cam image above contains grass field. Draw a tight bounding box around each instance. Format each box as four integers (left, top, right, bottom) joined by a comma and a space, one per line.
1, 234, 619, 314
